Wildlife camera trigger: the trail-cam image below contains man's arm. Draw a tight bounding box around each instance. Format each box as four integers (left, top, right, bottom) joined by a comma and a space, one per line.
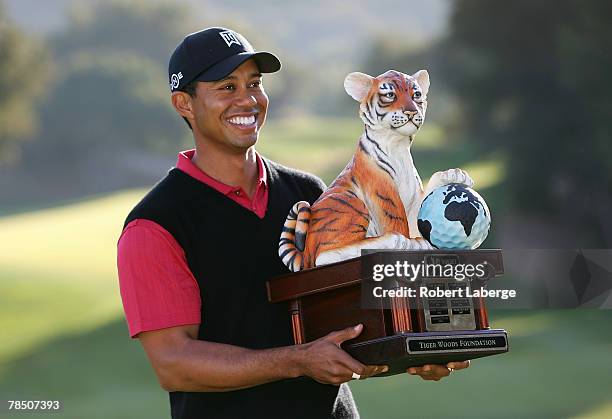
139, 323, 387, 392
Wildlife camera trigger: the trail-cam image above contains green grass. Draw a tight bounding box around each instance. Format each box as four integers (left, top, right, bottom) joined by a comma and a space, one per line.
2, 116, 608, 418
351, 310, 612, 419
0, 190, 145, 363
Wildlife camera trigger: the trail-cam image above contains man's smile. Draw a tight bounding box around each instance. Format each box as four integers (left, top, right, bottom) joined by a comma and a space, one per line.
226, 113, 258, 130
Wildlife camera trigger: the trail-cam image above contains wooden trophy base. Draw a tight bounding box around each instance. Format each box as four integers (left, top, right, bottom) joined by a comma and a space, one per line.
267, 250, 509, 377
345, 329, 508, 377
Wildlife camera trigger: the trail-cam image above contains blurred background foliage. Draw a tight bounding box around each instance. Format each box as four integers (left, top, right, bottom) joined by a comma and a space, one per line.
1, 0, 609, 247
1, 0, 611, 418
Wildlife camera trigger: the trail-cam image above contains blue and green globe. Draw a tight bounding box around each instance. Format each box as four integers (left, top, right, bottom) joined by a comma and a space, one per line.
417, 183, 491, 249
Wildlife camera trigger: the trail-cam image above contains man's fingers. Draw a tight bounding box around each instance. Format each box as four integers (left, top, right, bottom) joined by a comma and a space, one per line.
327, 324, 363, 346
407, 364, 452, 380
447, 360, 470, 370
332, 349, 388, 381
359, 364, 389, 379
347, 365, 388, 381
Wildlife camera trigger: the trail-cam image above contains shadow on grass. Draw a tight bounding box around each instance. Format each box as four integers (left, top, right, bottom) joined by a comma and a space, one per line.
350, 309, 612, 419
2, 311, 612, 419
0, 319, 168, 419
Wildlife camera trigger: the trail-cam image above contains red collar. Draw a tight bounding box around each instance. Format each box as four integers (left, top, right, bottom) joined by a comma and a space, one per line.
174, 149, 269, 218
176, 149, 267, 195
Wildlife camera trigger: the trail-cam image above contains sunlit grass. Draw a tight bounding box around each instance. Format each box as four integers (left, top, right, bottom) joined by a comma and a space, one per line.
351, 310, 612, 419
572, 402, 612, 419
0, 189, 146, 364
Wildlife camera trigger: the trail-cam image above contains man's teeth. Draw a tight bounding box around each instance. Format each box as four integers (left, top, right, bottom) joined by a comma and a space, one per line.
228, 115, 255, 125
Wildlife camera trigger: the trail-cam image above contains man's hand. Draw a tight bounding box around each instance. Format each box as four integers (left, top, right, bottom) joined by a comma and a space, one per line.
296, 324, 388, 385
407, 361, 470, 381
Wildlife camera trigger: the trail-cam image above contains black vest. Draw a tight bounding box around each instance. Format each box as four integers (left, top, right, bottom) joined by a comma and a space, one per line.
124, 159, 351, 419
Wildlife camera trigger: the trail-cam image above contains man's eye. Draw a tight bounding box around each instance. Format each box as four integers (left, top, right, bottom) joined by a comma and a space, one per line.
250, 80, 262, 88
223, 85, 235, 91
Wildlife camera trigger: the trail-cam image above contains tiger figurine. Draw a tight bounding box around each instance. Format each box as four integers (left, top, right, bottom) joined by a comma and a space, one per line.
279, 69, 474, 271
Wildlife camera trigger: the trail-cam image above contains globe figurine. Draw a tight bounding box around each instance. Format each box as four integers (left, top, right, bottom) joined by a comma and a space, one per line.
417, 183, 491, 249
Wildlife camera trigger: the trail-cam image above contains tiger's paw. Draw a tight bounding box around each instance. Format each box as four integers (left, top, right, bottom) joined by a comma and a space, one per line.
405, 238, 434, 250
429, 168, 474, 190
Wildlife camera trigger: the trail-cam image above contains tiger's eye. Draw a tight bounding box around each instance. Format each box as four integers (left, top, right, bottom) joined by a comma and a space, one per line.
413, 91, 421, 99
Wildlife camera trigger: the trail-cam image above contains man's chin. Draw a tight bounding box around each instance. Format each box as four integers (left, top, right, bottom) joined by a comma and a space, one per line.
229, 134, 259, 151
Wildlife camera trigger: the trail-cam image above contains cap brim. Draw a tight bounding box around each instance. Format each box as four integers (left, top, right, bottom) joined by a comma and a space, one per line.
195, 52, 281, 82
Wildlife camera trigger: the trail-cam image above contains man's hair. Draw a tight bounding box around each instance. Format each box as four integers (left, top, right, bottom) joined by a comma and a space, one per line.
179, 81, 198, 130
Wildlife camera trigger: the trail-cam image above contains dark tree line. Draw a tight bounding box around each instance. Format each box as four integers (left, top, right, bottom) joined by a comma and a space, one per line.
446, 0, 612, 245
362, 0, 612, 246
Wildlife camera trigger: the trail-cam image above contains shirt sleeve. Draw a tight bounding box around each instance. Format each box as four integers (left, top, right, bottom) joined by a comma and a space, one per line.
117, 219, 201, 338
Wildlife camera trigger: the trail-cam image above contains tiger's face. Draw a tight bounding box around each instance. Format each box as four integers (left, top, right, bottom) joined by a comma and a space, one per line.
344, 69, 430, 137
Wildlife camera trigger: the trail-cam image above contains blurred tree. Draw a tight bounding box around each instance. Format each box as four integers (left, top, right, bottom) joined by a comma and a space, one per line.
34, 51, 183, 160
444, 0, 612, 245
0, 4, 50, 164
53, 0, 193, 67
27, 0, 196, 168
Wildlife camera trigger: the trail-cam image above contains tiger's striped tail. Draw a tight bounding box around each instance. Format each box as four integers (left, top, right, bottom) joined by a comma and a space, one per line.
279, 201, 311, 272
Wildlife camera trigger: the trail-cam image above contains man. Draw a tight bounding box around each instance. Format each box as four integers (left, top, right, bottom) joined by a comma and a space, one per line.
117, 27, 468, 419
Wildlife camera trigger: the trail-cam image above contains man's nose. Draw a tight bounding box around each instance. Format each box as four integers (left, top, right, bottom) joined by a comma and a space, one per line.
235, 90, 258, 106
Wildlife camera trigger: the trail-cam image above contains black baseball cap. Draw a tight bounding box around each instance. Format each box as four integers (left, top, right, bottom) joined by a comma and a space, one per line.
168, 27, 281, 92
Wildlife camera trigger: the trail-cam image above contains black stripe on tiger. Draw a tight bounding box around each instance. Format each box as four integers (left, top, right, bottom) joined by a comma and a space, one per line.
286, 252, 298, 272
310, 217, 339, 233
363, 134, 396, 178
314, 240, 339, 259
364, 130, 389, 158
279, 201, 311, 272
360, 137, 396, 180
349, 223, 368, 233
295, 232, 306, 252
312, 207, 348, 215
371, 156, 395, 180
358, 140, 371, 156
376, 192, 397, 208
279, 247, 294, 261
327, 196, 370, 221
309, 217, 327, 225
383, 209, 405, 221
310, 227, 340, 234
365, 97, 376, 125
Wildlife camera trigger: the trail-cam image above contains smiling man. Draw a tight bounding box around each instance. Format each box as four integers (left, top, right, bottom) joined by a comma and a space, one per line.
117, 27, 465, 419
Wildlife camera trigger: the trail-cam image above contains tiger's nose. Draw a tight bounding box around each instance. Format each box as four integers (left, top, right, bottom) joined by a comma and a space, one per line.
404, 110, 418, 119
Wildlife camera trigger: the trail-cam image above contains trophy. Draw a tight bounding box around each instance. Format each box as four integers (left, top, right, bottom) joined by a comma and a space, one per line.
268, 69, 508, 376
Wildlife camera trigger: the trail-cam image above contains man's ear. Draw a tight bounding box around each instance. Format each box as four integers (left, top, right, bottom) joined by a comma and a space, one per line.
413, 70, 430, 96
171, 91, 194, 121
344, 72, 374, 102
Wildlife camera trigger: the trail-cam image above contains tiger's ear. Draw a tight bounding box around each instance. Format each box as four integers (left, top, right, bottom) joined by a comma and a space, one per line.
344, 72, 374, 102
413, 70, 430, 96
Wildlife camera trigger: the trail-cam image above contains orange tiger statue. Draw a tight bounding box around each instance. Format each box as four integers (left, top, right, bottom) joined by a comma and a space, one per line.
279, 69, 474, 272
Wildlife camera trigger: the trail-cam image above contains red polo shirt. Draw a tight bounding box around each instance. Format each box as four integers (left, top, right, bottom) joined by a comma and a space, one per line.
117, 149, 268, 337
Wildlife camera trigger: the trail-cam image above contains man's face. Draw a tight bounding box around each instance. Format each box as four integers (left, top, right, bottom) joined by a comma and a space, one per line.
190, 59, 269, 152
